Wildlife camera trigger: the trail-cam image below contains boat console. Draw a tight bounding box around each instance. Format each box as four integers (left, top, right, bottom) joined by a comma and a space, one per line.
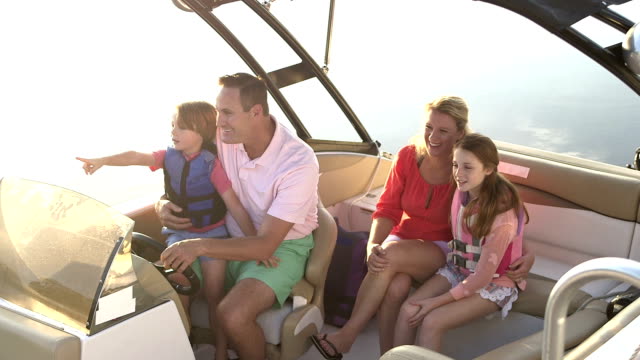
0, 177, 193, 360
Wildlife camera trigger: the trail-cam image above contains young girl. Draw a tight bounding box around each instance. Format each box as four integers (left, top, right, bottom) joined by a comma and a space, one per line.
77, 101, 255, 360
392, 133, 528, 352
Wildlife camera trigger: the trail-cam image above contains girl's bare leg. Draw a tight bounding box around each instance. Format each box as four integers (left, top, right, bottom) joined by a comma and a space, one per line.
394, 274, 451, 347
417, 294, 499, 352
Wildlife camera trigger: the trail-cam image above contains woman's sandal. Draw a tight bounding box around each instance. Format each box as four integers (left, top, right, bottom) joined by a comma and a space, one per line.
310, 334, 343, 360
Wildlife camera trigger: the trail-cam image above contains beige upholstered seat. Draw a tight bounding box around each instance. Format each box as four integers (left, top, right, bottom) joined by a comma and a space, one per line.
379, 276, 608, 360
0, 306, 81, 360
381, 345, 454, 360
474, 276, 608, 360
265, 198, 338, 360
190, 198, 338, 360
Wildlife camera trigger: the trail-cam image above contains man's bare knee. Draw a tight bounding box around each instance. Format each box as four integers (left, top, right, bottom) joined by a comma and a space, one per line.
217, 298, 249, 335
218, 279, 275, 334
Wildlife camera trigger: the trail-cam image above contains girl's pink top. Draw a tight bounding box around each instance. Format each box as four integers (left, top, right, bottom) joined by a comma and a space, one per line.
449, 190, 525, 300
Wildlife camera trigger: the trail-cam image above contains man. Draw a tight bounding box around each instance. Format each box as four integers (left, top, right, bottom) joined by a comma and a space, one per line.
159, 72, 319, 360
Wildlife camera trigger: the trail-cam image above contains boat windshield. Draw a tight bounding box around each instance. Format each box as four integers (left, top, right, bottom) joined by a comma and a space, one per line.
0, 177, 135, 334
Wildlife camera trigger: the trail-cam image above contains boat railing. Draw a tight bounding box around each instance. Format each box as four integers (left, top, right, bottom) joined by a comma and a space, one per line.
542, 257, 640, 359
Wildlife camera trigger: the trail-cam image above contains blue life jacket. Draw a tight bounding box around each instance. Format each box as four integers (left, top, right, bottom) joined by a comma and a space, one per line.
162, 146, 227, 228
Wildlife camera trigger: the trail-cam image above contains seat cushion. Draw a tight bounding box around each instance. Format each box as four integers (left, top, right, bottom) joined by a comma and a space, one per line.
0, 306, 80, 360
257, 303, 293, 345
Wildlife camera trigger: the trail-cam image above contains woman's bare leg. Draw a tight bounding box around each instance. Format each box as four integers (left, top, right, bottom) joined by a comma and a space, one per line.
319, 240, 445, 354
417, 294, 499, 352
378, 273, 411, 354
394, 274, 451, 347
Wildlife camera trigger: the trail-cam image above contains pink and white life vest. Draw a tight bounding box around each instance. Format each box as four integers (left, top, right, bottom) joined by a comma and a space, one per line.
447, 189, 524, 277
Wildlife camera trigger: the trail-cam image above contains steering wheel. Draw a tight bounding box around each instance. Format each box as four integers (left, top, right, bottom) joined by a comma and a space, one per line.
131, 232, 201, 296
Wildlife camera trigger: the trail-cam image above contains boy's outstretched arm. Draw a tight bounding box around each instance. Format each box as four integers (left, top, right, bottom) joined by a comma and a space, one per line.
76, 151, 155, 175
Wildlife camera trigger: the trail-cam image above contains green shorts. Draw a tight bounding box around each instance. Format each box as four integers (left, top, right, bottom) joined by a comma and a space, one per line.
225, 233, 314, 307
190, 259, 203, 284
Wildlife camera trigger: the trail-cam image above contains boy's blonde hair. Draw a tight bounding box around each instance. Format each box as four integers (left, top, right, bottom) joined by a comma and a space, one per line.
176, 101, 217, 143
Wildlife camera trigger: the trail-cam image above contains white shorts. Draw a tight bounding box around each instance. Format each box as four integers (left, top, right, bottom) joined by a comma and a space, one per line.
436, 263, 519, 319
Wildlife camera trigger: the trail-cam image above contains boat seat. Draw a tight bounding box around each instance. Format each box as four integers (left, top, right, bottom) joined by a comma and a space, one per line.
381, 276, 608, 360
381, 345, 454, 360
0, 306, 81, 360
474, 276, 608, 360
190, 196, 338, 360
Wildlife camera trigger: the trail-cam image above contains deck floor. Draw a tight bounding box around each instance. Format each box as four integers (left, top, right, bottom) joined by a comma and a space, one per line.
194, 311, 545, 360
299, 321, 380, 360
193, 320, 381, 360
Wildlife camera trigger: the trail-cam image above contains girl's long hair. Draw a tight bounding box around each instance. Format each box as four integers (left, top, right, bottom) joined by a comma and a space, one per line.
456, 133, 529, 238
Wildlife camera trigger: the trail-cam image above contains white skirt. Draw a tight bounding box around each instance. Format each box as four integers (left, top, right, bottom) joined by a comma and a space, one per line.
436, 263, 519, 319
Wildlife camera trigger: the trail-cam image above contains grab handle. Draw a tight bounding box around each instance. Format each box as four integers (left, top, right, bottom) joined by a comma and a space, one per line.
542, 257, 640, 359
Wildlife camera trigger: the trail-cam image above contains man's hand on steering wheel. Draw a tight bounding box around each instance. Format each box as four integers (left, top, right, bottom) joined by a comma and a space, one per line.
132, 232, 200, 296
160, 239, 199, 274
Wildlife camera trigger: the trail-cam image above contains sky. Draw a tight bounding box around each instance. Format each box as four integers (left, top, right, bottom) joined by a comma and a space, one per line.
1, 3, 639, 357
1, 0, 639, 206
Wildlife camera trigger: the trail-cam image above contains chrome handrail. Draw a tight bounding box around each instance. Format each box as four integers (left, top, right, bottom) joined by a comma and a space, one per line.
542, 257, 640, 359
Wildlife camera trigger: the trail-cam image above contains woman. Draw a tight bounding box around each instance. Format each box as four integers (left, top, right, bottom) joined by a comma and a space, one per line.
393, 133, 528, 351
311, 96, 533, 359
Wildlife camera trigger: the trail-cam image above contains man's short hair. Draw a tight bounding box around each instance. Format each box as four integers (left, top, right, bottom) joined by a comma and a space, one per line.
218, 73, 269, 115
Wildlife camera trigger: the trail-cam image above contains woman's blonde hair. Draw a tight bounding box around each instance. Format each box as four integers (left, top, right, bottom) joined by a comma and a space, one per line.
412, 96, 471, 160
455, 133, 528, 238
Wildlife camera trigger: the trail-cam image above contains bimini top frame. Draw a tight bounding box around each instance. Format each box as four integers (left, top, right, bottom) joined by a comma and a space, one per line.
175, 0, 380, 155
174, 0, 639, 155
480, 0, 640, 96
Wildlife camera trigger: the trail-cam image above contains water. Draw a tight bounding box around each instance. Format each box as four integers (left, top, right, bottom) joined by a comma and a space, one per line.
1, 0, 639, 206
